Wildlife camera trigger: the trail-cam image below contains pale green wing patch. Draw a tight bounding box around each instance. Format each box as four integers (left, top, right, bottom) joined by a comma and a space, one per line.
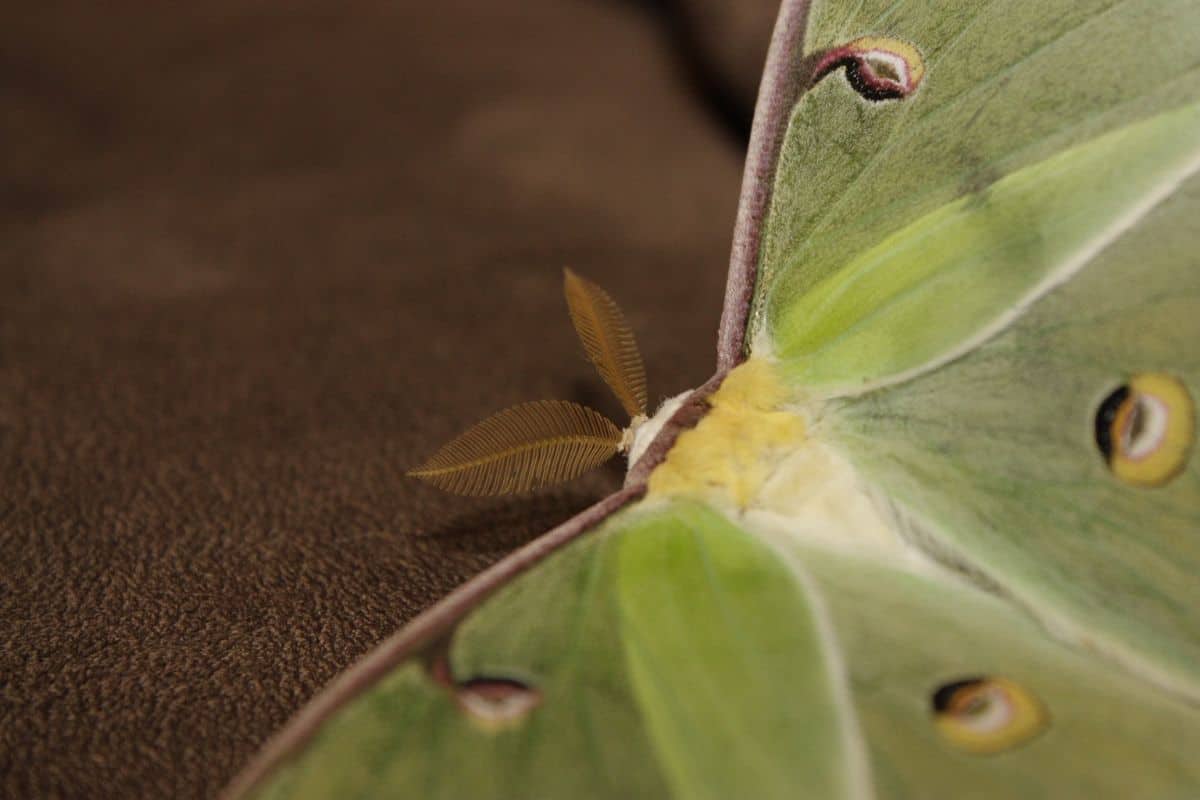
616, 501, 865, 800
785, 543, 1200, 799
825, 167, 1200, 696
752, 0, 1200, 388
242, 499, 865, 800
773, 101, 1200, 390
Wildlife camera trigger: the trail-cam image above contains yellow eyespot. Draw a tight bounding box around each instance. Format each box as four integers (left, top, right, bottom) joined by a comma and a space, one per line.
1094, 373, 1195, 487
932, 677, 1048, 754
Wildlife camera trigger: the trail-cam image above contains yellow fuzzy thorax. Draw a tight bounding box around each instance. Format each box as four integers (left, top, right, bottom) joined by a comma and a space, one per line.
647, 358, 806, 508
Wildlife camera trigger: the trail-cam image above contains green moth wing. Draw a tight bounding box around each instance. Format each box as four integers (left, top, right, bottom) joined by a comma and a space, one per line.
233, 498, 860, 800
823, 178, 1200, 696
232, 500, 1200, 799
736, 0, 1200, 390
789, 541, 1200, 798
731, 0, 1200, 698
227, 0, 1200, 796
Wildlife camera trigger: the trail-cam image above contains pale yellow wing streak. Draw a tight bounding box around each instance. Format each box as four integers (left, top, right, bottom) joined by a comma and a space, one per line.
408, 400, 621, 495
563, 268, 648, 418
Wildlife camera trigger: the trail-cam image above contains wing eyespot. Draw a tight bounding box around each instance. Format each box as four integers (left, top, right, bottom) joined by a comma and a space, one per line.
931, 676, 1048, 754
811, 36, 926, 102
455, 677, 542, 732
1094, 373, 1194, 487
429, 653, 542, 732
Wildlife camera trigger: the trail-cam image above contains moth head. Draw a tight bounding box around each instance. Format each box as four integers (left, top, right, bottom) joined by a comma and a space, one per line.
407, 270, 649, 495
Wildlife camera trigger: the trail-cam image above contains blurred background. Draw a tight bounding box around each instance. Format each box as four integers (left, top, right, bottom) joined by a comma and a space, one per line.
1, 1, 776, 796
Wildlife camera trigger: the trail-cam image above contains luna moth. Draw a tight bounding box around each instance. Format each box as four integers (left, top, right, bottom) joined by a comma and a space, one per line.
226, 0, 1200, 796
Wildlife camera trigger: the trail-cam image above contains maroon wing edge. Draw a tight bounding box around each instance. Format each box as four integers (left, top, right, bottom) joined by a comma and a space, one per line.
223, 2, 812, 796
717, 0, 813, 371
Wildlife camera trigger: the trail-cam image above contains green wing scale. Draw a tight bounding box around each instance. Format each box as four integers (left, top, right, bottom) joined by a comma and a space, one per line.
228, 0, 1200, 796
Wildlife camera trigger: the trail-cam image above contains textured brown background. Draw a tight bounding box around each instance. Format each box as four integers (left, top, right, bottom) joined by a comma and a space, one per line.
1, 1, 775, 797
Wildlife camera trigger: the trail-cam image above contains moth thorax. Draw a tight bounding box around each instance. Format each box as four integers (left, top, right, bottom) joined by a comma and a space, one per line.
624, 392, 691, 469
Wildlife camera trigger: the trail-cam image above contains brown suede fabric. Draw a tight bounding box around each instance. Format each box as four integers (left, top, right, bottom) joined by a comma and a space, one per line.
1, 2, 773, 797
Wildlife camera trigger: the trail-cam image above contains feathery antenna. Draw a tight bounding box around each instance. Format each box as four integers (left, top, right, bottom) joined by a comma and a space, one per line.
407, 400, 621, 496
563, 268, 648, 420
409, 270, 648, 496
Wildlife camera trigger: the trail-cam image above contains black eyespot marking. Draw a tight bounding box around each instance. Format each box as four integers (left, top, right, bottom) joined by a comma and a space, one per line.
1094, 385, 1130, 463
932, 677, 985, 713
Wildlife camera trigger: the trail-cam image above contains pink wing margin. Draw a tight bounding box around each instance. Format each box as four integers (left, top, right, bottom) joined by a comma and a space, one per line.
717, 0, 813, 370
222, 2, 813, 796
